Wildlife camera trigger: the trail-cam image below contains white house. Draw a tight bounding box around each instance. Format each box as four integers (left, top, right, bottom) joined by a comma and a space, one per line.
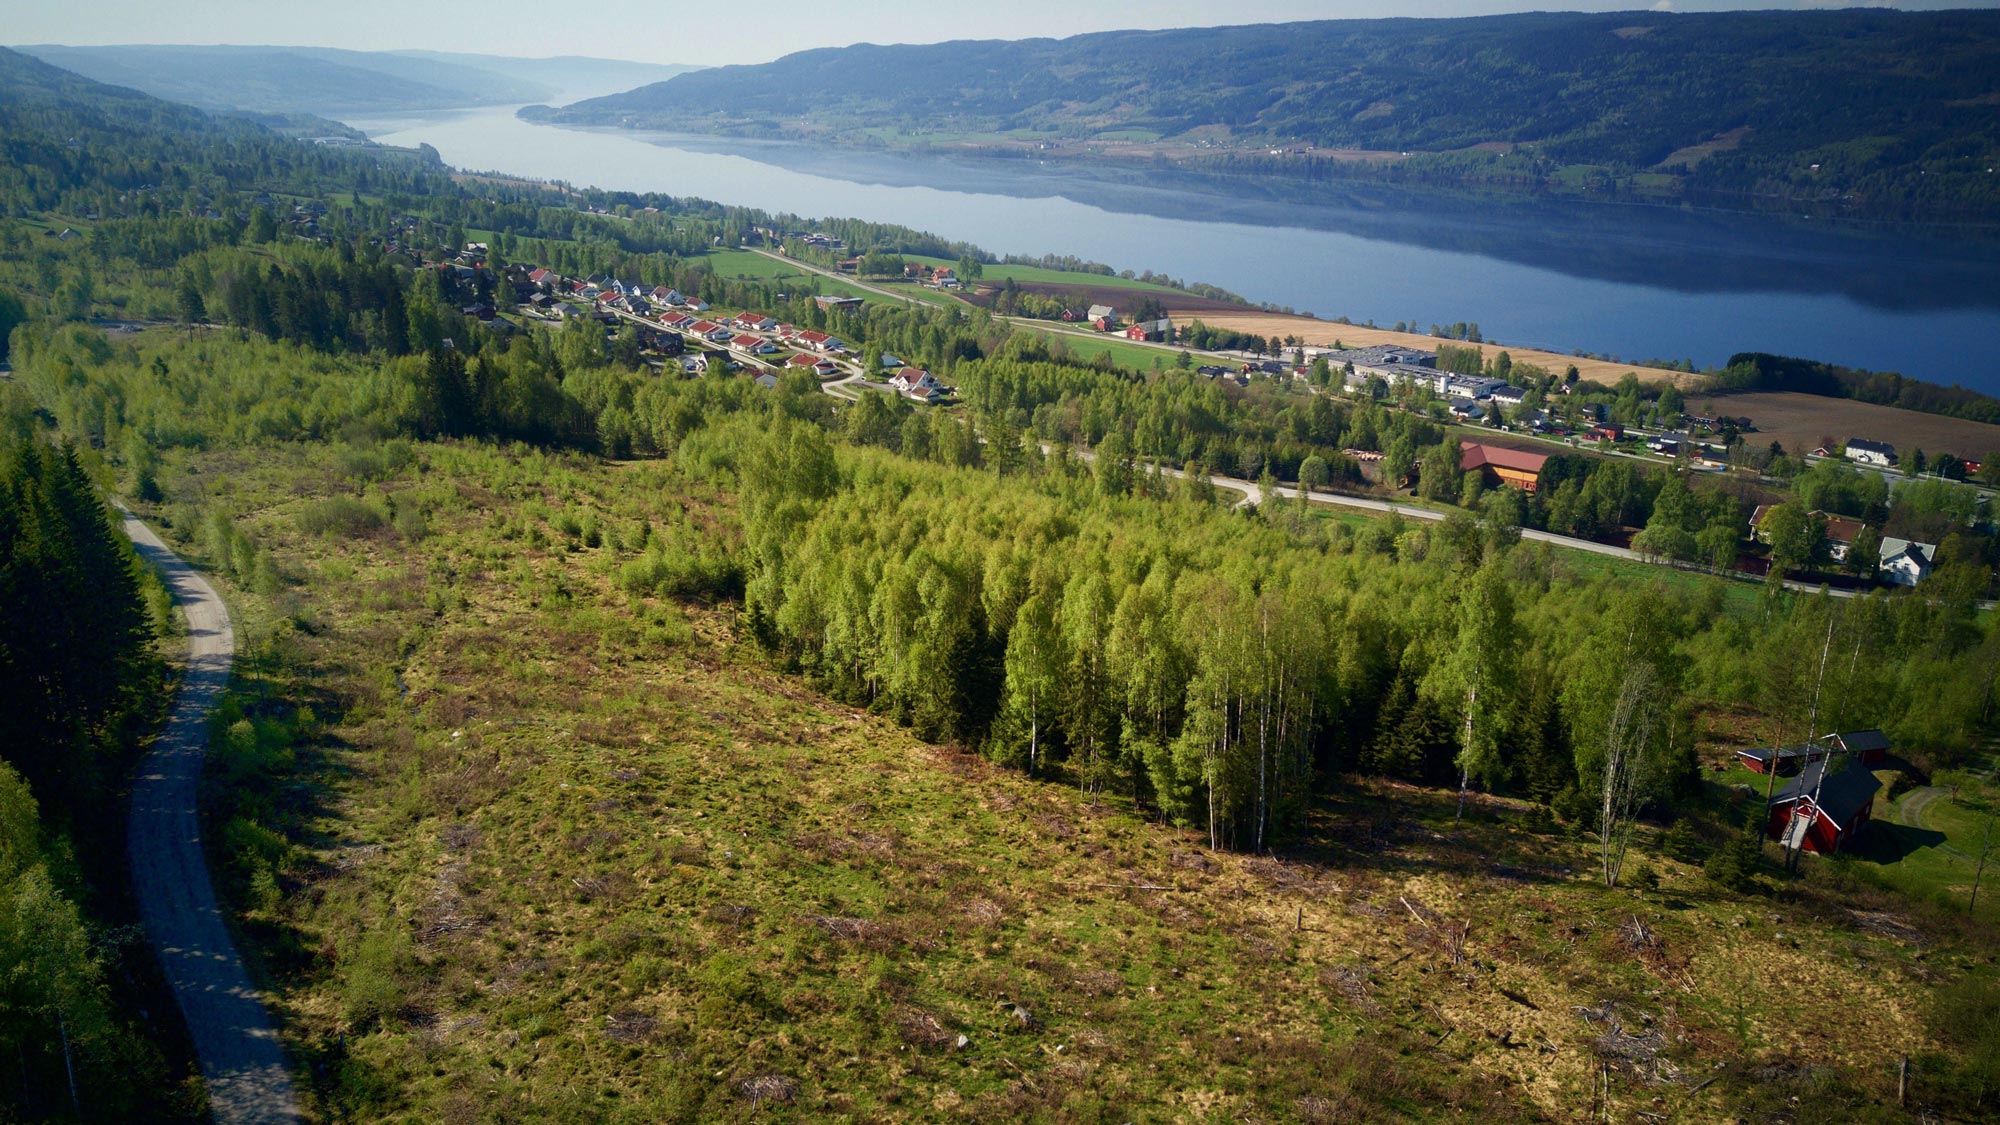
889, 367, 947, 401
1879, 537, 1936, 586
1845, 438, 1896, 467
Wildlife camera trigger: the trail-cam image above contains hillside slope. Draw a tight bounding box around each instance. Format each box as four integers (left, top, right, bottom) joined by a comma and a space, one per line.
16, 44, 696, 117
533, 10, 2000, 216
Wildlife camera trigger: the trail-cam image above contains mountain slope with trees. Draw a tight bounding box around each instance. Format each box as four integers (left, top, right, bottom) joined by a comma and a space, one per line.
16, 44, 697, 118
533, 9, 2000, 217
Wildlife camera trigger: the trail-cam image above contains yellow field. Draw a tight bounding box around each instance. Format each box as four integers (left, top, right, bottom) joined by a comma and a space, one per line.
1166, 310, 1705, 388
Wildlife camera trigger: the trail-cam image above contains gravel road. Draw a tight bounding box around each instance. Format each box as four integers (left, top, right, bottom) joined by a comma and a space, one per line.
122, 508, 301, 1124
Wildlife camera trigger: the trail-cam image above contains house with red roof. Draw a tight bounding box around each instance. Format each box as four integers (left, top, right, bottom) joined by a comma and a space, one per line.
786, 352, 838, 376
1458, 441, 1549, 492
731, 333, 778, 355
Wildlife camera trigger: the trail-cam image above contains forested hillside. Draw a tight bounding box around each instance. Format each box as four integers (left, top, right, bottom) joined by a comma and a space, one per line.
14, 45, 700, 118
4, 46, 2000, 1123
535, 9, 2000, 217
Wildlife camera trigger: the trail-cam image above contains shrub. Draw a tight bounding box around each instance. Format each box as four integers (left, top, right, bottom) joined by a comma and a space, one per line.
296, 496, 388, 538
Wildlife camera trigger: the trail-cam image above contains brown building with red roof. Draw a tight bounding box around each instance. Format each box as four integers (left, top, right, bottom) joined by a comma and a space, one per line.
1459, 441, 1549, 492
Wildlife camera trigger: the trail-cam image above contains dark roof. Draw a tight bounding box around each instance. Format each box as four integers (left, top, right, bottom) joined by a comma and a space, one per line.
1737, 744, 1816, 765
1835, 729, 1890, 754
1769, 760, 1882, 829
1846, 438, 1895, 455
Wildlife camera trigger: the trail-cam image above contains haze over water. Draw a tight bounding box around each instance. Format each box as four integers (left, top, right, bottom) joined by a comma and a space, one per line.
355, 105, 2000, 393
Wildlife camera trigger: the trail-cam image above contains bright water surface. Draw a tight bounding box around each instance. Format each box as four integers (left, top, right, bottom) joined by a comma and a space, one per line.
351, 105, 2000, 392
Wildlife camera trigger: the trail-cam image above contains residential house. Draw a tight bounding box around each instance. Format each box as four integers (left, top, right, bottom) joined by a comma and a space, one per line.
1448, 400, 1486, 421
1589, 422, 1625, 443
660, 312, 693, 330
889, 367, 947, 402
730, 333, 778, 356
1845, 438, 1896, 467
1489, 385, 1528, 408
1124, 318, 1173, 343
1765, 759, 1881, 853
1749, 506, 1868, 563
1086, 304, 1118, 331
1879, 537, 1937, 586
1457, 441, 1548, 492
734, 312, 779, 332
792, 329, 832, 351
786, 352, 838, 377
753, 372, 780, 390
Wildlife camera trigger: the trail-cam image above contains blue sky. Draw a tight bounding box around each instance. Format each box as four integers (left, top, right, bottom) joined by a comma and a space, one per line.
9, 1, 1996, 65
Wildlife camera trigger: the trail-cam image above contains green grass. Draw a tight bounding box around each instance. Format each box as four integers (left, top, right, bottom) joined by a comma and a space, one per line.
702, 250, 878, 302
1020, 327, 1183, 373
134, 435, 1995, 1123
904, 255, 1185, 294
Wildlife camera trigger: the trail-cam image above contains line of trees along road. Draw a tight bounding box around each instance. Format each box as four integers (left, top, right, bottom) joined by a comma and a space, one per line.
0, 395, 176, 1119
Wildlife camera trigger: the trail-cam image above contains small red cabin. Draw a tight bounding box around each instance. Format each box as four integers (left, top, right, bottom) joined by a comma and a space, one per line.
1766, 759, 1881, 854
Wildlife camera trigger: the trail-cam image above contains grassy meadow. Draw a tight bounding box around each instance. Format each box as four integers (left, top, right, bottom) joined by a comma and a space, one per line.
142, 436, 1994, 1124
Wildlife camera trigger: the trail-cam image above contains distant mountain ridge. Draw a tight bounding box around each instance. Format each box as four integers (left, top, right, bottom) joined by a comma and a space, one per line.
528, 10, 2000, 218
14, 44, 699, 118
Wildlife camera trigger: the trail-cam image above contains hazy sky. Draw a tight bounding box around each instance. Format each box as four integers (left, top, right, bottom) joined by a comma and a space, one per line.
9, 0, 1996, 66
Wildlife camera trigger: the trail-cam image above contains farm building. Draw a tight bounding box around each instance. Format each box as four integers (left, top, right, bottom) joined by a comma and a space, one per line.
1735, 744, 1828, 776
1765, 759, 1882, 854
1830, 729, 1890, 765
1458, 441, 1548, 492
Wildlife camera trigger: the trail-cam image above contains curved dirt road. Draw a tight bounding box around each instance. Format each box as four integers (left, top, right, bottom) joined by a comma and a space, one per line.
122, 508, 301, 1124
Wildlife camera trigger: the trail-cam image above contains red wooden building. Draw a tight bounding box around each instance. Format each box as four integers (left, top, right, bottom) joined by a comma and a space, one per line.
1765, 759, 1882, 854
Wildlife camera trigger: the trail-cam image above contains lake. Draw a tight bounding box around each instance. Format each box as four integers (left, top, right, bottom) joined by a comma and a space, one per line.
350, 105, 2000, 393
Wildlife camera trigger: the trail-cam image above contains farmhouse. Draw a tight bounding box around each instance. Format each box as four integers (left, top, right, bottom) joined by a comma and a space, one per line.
1845, 438, 1896, 467
1765, 759, 1882, 854
1458, 441, 1548, 492
1086, 304, 1118, 330
1124, 318, 1174, 342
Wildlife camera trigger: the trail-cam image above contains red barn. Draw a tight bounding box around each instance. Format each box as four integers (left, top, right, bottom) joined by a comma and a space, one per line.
1831, 729, 1890, 766
1766, 759, 1882, 854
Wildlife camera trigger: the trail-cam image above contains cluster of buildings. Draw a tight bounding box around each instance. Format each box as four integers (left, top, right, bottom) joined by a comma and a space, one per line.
1734, 730, 1892, 854
1748, 505, 1939, 586
1331, 345, 1529, 415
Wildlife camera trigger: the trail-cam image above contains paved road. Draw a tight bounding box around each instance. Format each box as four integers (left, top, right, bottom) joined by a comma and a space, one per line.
121, 508, 301, 1125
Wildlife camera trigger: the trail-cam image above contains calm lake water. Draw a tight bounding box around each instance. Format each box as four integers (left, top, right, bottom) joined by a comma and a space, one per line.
351, 106, 2000, 393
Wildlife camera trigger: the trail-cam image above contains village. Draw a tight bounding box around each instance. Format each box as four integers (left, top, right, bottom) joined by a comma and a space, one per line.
403, 228, 1990, 607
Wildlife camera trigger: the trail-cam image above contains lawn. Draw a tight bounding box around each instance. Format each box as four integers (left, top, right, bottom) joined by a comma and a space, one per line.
132, 436, 1992, 1123
1704, 758, 2000, 926
702, 250, 879, 302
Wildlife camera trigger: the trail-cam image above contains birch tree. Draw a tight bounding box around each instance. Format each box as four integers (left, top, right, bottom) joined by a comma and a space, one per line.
1600, 661, 1664, 888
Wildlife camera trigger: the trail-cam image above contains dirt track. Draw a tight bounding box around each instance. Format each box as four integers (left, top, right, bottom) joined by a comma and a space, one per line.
122, 508, 301, 1125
